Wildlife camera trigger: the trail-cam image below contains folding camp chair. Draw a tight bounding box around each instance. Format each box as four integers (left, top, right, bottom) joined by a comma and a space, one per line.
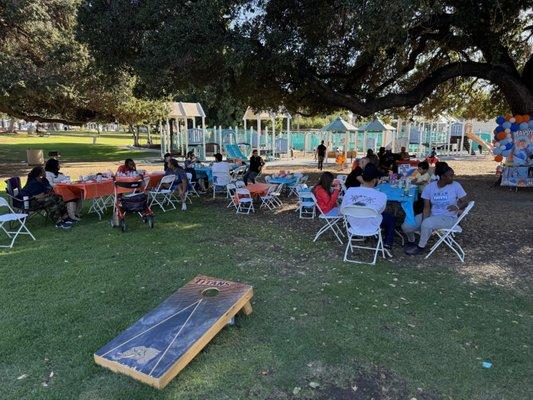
425, 201, 475, 263
0, 197, 36, 248
4, 177, 48, 221
341, 205, 390, 265
271, 183, 284, 206
311, 193, 344, 244
148, 175, 176, 212
235, 188, 254, 214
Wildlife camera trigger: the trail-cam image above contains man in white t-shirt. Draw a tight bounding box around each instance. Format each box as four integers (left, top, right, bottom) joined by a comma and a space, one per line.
211, 153, 231, 186
403, 163, 467, 255
341, 164, 396, 251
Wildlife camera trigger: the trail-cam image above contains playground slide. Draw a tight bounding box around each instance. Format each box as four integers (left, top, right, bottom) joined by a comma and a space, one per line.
467, 132, 493, 151
225, 144, 247, 160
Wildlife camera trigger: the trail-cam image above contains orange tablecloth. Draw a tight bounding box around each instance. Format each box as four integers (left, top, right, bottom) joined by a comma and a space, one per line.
53, 173, 165, 201
232, 183, 274, 206
246, 183, 273, 197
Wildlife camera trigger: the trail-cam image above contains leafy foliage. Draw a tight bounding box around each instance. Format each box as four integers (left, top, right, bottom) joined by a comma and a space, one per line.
80, 0, 533, 116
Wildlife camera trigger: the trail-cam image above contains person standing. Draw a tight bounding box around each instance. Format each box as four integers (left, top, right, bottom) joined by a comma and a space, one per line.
243, 149, 265, 184
316, 140, 327, 170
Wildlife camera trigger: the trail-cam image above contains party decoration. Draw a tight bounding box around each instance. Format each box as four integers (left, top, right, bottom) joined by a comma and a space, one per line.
492, 114, 533, 167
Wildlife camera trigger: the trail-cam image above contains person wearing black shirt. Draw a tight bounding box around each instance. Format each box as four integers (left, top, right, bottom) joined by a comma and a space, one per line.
243, 150, 265, 184
19, 167, 71, 229
316, 141, 327, 170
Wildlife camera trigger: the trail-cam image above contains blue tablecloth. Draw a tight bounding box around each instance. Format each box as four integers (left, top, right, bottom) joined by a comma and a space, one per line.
269, 176, 298, 185
376, 183, 418, 225
194, 166, 213, 183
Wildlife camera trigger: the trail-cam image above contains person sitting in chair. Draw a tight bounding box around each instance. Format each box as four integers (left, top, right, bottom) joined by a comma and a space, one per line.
341, 164, 396, 252
312, 171, 341, 214
164, 159, 189, 211
117, 158, 137, 174
19, 167, 72, 229
402, 162, 467, 256
45, 158, 82, 221
243, 149, 265, 185
184, 151, 206, 192
211, 153, 231, 186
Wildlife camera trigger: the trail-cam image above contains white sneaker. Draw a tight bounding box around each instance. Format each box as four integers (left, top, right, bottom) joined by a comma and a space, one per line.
181, 203, 187, 211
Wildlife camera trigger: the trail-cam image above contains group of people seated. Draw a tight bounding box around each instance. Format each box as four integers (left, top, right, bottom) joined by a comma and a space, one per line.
17, 158, 82, 229
312, 156, 467, 257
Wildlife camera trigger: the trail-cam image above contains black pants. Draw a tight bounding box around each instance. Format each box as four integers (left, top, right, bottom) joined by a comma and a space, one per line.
317, 156, 324, 170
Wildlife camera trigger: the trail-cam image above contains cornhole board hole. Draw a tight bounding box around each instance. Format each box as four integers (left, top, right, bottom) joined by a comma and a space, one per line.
94, 275, 253, 389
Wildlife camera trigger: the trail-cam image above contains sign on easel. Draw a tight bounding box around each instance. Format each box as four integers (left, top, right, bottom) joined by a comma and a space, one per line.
94, 275, 253, 389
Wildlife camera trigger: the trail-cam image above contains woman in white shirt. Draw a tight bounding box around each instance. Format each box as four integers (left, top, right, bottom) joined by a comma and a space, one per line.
403, 162, 467, 255
45, 158, 82, 221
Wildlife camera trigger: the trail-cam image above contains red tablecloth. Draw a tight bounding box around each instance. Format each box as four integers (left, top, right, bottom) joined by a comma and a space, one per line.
232, 183, 274, 206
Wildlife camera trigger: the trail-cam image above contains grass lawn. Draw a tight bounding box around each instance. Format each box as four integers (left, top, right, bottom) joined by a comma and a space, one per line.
0, 134, 157, 164
0, 201, 530, 400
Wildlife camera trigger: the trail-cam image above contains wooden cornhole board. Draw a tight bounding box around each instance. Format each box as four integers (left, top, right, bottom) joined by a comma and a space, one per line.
94, 275, 253, 389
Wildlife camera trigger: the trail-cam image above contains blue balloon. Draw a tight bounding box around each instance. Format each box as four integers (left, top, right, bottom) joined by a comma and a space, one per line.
496, 116, 506, 125
502, 121, 512, 129
501, 150, 511, 157
529, 120, 533, 129
511, 123, 519, 132
499, 138, 510, 145
519, 122, 528, 130
493, 147, 502, 155
505, 142, 513, 150
495, 126, 504, 132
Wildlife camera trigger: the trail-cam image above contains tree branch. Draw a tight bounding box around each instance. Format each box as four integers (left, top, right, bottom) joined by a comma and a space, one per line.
309, 61, 504, 116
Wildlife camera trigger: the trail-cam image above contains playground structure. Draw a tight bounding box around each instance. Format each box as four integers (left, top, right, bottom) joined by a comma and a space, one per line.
159, 102, 207, 159
157, 103, 495, 161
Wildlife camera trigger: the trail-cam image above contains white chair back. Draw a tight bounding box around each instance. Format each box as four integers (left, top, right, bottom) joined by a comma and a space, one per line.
342, 205, 380, 219
213, 173, 231, 187
186, 172, 193, 181
236, 188, 251, 197
235, 180, 246, 188
0, 197, 11, 209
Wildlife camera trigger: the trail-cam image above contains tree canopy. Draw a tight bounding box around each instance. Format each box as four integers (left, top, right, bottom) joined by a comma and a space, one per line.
80, 0, 533, 117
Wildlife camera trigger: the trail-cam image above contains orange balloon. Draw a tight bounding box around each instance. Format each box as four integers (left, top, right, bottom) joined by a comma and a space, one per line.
515, 115, 523, 123
497, 132, 506, 140
523, 114, 530, 122
504, 113, 513, 121
494, 155, 503, 162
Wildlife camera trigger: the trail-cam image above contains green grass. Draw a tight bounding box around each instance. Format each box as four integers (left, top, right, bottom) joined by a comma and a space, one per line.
0, 202, 530, 400
0, 134, 157, 163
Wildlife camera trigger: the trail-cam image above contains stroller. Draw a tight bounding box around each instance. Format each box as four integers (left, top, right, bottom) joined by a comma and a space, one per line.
111, 178, 154, 232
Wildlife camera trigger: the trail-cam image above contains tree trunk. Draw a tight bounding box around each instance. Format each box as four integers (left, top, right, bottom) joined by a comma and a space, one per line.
130, 124, 140, 147
147, 125, 153, 146
8, 119, 15, 133
494, 74, 533, 115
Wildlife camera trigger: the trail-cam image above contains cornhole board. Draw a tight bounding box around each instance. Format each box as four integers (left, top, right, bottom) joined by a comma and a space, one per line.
94, 275, 253, 389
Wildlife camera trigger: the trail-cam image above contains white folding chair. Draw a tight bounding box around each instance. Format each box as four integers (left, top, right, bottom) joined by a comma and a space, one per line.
271, 183, 284, 206
235, 188, 255, 214
264, 175, 272, 183
0, 197, 36, 248
226, 183, 237, 208
296, 188, 315, 219
312, 193, 344, 244
212, 173, 230, 198
425, 201, 475, 263
341, 205, 388, 265
259, 185, 278, 210
234, 180, 246, 188
186, 173, 200, 198
148, 175, 176, 212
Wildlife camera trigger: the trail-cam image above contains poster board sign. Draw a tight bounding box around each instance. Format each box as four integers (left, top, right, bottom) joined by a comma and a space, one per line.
500, 166, 533, 187
94, 275, 253, 389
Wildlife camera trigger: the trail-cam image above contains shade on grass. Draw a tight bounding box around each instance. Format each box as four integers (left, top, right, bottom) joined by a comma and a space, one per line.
0, 201, 530, 400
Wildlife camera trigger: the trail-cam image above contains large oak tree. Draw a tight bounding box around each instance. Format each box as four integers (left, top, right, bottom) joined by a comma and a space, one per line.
79, 0, 533, 117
